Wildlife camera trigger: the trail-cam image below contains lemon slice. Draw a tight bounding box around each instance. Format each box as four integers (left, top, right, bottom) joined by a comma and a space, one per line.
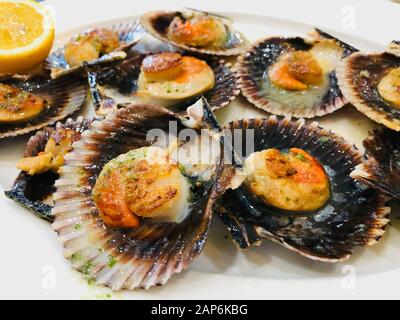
0, 0, 55, 74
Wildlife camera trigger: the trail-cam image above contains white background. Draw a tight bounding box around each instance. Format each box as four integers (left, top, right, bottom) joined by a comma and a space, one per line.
1, 0, 400, 300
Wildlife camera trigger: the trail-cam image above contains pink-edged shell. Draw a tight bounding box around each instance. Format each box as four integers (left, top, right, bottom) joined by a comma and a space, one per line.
337, 48, 400, 131
238, 29, 357, 118
52, 104, 225, 290
5, 117, 93, 221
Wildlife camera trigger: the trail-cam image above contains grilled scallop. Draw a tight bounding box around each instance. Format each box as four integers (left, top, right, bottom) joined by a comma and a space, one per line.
91, 51, 240, 113
239, 29, 357, 118
5, 117, 92, 221
140, 10, 248, 56
337, 41, 400, 131
137, 52, 215, 101
45, 21, 145, 79
51, 102, 229, 290
216, 116, 390, 261
0, 83, 47, 124
0, 77, 87, 139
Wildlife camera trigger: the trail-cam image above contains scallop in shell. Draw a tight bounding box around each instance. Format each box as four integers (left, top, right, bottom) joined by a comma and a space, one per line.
45, 20, 145, 79
215, 116, 390, 262
351, 128, 400, 200
52, 102, 227, 290
0, 77, 87, 139
337, 42, 400, 131
93, 51, 240, 113
238, 29, 357, 118
140, 10, 248, 56
5, 117, 93, 221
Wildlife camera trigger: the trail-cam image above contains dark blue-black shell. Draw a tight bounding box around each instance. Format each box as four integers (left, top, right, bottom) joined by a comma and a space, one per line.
216, 116, 389, 262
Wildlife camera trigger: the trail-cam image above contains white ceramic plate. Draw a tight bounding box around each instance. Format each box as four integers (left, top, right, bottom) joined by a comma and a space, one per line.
1, 0, 400, 300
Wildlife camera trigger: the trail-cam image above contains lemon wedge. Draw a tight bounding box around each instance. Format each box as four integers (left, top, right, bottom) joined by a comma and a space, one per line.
0, 0, 55, 74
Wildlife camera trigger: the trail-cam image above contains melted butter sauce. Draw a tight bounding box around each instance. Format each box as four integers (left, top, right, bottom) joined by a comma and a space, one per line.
261, 70, 331, 110
260, 40, 343, 111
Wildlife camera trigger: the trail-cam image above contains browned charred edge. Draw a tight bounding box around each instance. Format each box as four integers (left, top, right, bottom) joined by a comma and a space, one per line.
216, 116, 390, 262
5, 118, 93, 222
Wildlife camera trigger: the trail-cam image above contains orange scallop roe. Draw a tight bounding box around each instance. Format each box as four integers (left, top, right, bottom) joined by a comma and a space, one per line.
93, 155, 185, 229
268, 51, 323, 90
93, 164, 140, 229
168, 16, 223, 47
174, 56, 211, 84
288, 148, 328, 184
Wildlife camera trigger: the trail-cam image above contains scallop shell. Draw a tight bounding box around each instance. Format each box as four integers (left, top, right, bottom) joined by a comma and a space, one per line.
5, 117, 93, 221
52, 104, 226, 290
215, 116, 390, 262
337, 47, 400, 131
45, 20, 145, 79
0, 77, 87, 139
140, 10, 249, 56
95, 52, 240, 112
351, 128, 400, 200
238, 29, 357, 118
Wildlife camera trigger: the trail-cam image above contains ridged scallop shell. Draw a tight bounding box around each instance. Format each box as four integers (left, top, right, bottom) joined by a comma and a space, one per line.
0, 77, 87, 139
5, 117, 93, 221
96, 52, 240, 112
45, 20, 145, 79
52, 104, 225, 290
238, 29, 357, 118
215, 116, 390, 262
140, 10, 249, 56
351, 128, 400, 199
337, 46, 400, 131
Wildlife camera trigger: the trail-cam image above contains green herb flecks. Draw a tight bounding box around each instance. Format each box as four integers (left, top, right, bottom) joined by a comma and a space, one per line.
82, 262, 93, 275
318, 136, 330, 144
360, 70, 370, 78
178, 164, 186, 175
108, 255, 117, 268
87, 277, 96, 286
74, 223, 82, 230
95, 293, 112, 300
70, 252, 83, 263
295, 153, 306, 162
